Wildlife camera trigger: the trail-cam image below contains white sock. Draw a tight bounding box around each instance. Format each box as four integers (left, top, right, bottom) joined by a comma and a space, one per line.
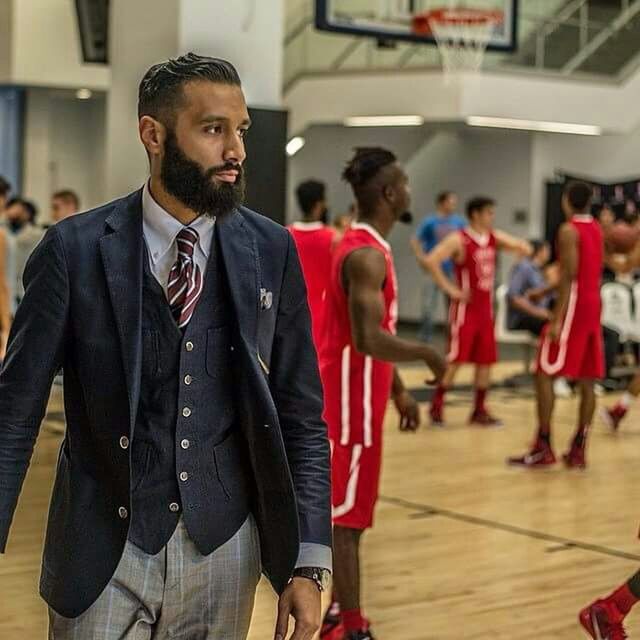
620, 392, 635, 409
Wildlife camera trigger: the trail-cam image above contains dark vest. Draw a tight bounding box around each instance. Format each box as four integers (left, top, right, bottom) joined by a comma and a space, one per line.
128, 233, 252, 554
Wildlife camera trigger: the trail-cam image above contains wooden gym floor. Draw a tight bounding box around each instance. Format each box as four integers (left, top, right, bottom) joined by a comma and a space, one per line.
2, 362, 640, 639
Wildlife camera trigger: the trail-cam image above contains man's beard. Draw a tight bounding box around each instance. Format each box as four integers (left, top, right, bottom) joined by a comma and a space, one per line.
160, 131, 246, 219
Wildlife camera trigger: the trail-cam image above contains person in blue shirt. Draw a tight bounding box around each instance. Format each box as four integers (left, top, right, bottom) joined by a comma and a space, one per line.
411, 191, 466, 340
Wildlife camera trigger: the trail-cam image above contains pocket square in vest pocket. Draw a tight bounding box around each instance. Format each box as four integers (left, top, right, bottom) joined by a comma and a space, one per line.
260, 288, 273, 310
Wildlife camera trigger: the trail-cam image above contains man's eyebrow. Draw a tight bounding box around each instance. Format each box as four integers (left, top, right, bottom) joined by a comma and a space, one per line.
200, 115, 252, 126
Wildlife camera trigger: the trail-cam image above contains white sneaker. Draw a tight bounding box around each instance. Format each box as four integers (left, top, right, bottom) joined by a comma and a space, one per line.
553, 378, 573, 398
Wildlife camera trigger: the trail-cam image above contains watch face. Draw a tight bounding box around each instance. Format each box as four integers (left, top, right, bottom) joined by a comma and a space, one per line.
317, 569, 331, 591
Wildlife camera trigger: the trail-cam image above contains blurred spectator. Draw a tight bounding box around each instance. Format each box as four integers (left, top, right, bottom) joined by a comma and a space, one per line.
411, 191, 465, 341
507, 240, 552, 336
0, 177, 16, 320
51, 189, 81, 223
597, 204, 616, 230
6, 197, 45, 303
0, 177, 11, 358
333, 203, 356, 240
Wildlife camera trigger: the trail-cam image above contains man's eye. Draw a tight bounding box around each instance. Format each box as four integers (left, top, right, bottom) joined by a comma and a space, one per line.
206, 125, 222, 134
239, 129, 249, 138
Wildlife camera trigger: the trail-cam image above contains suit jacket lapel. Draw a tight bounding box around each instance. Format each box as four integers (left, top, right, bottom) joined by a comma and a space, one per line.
217, 210, 259, 351
99, 190, 144, 435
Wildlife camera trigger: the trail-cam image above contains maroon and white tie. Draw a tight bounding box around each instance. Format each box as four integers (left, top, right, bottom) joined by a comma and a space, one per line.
168, 227, 203, 329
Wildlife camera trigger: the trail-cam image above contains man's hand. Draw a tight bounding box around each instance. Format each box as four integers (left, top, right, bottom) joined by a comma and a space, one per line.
448, 286, 469, 302
0, 329, 8, 361
393, 389, 420, 432
274, 578, 321, 640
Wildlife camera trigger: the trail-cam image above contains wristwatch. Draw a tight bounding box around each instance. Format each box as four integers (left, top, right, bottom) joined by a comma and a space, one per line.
291, 567, 331, 592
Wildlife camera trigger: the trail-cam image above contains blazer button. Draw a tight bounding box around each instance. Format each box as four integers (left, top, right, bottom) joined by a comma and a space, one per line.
181, 439, 190, 449
184, 374, 193, 385
179, 471, 189, 482
263, 423, 271, 429
182, 407, 192, 418
185, 341, 194, 352
169, 502, 180, 513
118, 506, 128, 519
119, 436, 129, 450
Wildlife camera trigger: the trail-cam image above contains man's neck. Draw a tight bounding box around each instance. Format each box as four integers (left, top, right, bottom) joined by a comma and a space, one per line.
437, 208, 450, 217
357, 211, 393, 239
468, 221, 489, 236
149, 175, 199, 225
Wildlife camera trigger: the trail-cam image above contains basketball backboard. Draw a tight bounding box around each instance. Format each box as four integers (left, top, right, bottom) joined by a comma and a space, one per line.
314, 0, 518, 52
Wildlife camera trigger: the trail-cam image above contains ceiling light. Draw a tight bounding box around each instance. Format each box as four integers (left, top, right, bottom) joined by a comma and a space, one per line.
76, 88, 93, 100
344, 115, 425, 127
466, 116, 601, 136
286, 136, 306, 157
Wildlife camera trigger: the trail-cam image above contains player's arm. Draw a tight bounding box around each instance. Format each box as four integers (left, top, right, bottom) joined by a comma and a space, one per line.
494, 230, 533, 256
410, 234, 426, 262
550, 223, 578, 339
423, 232, 466, 301
344, 248, 445, 381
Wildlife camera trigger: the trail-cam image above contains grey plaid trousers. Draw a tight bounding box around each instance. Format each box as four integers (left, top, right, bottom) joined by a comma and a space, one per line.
48, 515, 262, 639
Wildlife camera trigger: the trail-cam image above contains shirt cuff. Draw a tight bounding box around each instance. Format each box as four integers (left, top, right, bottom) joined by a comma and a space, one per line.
295, 543, 332, 573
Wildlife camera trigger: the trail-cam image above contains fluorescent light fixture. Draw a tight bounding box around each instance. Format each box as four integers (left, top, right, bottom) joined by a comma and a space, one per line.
286, 136, 306, 157
466, 116, 601, 136
76, 88, 93, 100
344, 115, 425, 127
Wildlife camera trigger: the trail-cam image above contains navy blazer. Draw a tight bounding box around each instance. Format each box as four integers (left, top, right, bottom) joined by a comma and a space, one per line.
0, 189, 332, 617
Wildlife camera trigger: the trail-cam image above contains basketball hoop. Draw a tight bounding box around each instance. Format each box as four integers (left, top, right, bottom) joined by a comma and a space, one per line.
413, 8, 503, 75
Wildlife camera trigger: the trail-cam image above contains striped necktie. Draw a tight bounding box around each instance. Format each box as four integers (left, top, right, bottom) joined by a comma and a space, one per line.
167, 227, 203, 329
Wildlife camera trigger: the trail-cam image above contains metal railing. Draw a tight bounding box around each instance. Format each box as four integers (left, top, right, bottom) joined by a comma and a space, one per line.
283, 0, 640, 91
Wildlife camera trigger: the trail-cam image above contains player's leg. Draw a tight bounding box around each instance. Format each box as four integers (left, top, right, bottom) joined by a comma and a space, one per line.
468, 321, 501, 426
430, 363, 459, 426
563, 378, 594, 469
507, 370, 557, 467
331, 526, 365, 636
602, 369, 640, 431
579, 570, 640, 639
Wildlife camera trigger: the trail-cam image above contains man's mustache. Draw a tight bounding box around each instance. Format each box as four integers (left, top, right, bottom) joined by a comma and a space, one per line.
205, 163, 243, 179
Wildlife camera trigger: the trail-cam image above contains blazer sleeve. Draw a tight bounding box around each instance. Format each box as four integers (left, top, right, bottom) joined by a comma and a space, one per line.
0, 226, 69, 552
269, 233, 332, 557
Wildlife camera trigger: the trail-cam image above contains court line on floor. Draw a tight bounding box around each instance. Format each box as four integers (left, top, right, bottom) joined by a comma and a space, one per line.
379, 495, 640, 561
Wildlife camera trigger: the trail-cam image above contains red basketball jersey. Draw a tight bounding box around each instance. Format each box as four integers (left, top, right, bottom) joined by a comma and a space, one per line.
453, 229, 497, 314
287, 222, 336, 349
568, 215, 603, 326
320, 222, 398, 447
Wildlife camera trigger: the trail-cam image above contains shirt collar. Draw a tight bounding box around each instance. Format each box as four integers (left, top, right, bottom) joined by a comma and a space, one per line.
142, 181, 216, 264
465, 227, 490, 247
351, 222, 391, 251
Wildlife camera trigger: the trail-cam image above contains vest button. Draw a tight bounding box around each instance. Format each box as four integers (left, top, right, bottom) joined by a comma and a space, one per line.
263, 423, 271, 429
182, 407, 192, 418
185, 341, 194, 352
181, 439, 190, 449
119, 436, 129, 450
184, 375, 193, 385
169, 502, 180, 513
118, 506, 128, 519
179, 471, 189, 482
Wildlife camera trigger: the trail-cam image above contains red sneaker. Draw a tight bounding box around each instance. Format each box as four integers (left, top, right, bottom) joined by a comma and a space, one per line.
579, 599, 627, 639
507, 440, 556, 468
600, 405, 627, 432
430, 405, 445, 427
469, 410, 503, 427
563, 444, 586, 469
321, 603, 344, 640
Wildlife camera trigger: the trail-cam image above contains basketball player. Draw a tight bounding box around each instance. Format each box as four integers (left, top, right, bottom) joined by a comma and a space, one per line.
423, 197, 531, 426
509, 181, 603, 469
288, 180, 336, 349
319, 148, 445, 640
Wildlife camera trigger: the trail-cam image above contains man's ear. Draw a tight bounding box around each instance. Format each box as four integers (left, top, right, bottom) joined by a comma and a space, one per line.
139, 116, 167, 158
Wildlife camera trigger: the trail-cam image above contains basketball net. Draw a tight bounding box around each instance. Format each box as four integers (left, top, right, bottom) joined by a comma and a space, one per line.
413, 8, 502, 77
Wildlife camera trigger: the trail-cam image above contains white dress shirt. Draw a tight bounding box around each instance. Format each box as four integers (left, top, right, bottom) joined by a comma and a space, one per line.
141, 182, 216, 297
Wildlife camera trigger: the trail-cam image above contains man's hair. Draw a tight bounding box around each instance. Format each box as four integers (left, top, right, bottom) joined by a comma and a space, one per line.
466, 196, 496, 220
436, 190, 455, 205
529, 239, 547, 256
564, 180, 592, 212
7, 197, 38, 223
0, 175, 10, 198
53, 189, 80, 209
138, 52, 241, 124
342, 147, 398, 213
296, 180, 325, 215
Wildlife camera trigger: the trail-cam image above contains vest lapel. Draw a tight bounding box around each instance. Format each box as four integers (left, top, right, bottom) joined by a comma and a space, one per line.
99, 190, 144, 436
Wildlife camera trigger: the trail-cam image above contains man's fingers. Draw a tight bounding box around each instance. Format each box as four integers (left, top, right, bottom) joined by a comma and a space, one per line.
274, 600, 291, 640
